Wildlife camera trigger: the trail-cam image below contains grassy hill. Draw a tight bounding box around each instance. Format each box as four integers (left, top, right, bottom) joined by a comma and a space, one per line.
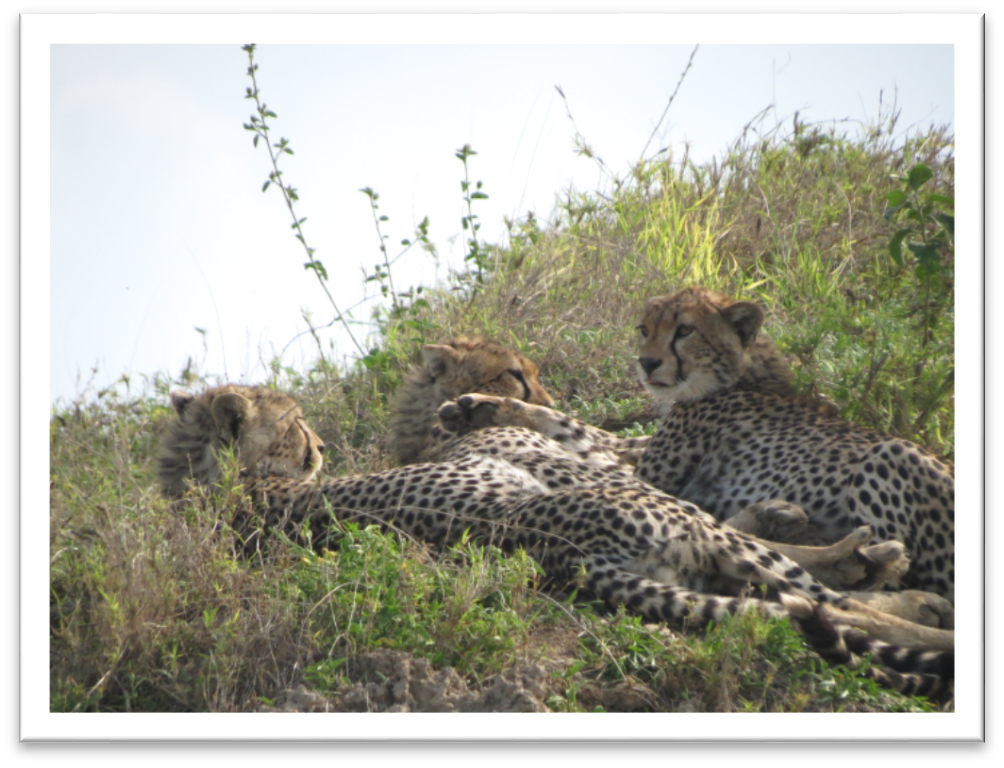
49, 106, 954, 713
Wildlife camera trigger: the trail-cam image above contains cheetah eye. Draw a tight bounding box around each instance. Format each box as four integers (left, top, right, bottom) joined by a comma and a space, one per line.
676, 324, 695, 339
636, 325, 649, 338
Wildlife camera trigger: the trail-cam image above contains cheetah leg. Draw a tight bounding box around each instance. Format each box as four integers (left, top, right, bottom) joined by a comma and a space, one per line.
706, 543, 954, 656
842, 589, 954, 629
725, 503, 910, 591
742, 525, 911, 593
438, 394, 645, 465
592, 533, 926, 634
817, 597, 955, 649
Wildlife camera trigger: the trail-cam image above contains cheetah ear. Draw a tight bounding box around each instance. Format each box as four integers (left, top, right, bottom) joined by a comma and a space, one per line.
720, 301, 764, 348
421, 344, 460, 379
210, 392, 253, 443
169, 390, 195, 416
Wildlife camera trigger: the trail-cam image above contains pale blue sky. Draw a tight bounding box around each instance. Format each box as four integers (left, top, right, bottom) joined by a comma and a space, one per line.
23, 14, 979, 738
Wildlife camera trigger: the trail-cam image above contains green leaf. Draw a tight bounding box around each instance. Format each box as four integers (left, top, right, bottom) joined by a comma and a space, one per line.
362, 350, 389, 372
928, 193, 955, 207
379, 215, 389, 222
885, 190, 908, 207
888, 229, 910, 267
883, 203, 906, 222
909, 244, 942, 280
934, 213, 954, 237
262, 180, 270, 193
907, 163, 933, 190
253, 135, 259, 148
304, 261, 329, 281
471, 192, 489, 200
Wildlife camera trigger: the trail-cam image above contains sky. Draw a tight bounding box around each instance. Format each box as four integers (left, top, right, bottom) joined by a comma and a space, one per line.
21, 13, 979, 742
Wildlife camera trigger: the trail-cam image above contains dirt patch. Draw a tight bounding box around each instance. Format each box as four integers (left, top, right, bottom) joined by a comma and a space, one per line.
258, 650, 551, 712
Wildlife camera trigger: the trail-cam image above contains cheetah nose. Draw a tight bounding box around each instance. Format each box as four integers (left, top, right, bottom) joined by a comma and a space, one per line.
638, 357, 662, 377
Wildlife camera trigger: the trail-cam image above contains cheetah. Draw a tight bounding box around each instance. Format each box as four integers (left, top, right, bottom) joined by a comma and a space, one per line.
442, 288, 955, 604
388, 337, 912, 597
634, 287, 954, 602
159, 382, 954, 696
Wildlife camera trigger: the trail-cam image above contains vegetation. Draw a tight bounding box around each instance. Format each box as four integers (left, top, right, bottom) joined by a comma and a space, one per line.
49, 50, 954, 713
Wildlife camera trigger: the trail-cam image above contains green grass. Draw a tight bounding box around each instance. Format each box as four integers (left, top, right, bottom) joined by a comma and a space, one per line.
50, 106, 954, 712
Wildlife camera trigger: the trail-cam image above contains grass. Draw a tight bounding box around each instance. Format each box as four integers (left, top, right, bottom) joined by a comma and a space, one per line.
50, 102, 954, 712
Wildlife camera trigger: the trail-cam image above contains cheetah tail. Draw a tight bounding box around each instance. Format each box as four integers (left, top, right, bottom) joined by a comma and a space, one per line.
586, 562, 788, 626
780, 594, 953, 700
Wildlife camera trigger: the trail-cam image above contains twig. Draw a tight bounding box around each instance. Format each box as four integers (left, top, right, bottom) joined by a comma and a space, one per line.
639, 45, 699, 162
241, 44, 366, 358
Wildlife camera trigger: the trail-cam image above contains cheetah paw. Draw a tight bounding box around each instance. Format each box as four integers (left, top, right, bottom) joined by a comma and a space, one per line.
725, 499, 808, 542
437, 394, 510, 434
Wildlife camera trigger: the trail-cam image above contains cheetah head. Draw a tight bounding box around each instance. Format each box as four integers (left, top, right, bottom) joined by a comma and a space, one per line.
158, 384, 325, 497
388, 336, 555, 465
419, 337, 554, 408
635, 286, 770, 404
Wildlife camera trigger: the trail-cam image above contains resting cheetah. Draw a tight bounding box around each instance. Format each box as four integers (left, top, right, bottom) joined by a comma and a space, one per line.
635, 287, 954, 602
388, 337, 911, 596
446, 288, 955, 604
159, 382, 953, 696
